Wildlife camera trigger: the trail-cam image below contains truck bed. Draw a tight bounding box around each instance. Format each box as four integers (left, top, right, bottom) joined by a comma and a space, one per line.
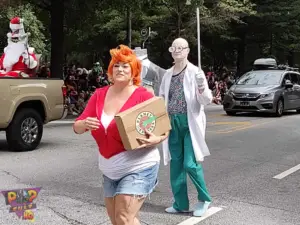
0, 77, 66, 128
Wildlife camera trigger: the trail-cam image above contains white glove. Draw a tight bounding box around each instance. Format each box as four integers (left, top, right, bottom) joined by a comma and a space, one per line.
195, 70, 206, 93
22, 51, 29, 60
22, 52, 30, 65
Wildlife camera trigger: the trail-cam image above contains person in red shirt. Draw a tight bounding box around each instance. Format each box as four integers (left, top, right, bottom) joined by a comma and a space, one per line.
73, 45, 169, 225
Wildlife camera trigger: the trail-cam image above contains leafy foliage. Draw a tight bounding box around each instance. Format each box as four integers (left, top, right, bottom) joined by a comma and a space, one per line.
2, 0, 300, 73
0, 3, 46, 54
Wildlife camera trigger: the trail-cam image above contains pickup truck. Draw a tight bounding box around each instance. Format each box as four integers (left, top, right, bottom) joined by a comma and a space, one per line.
0, 77, 67, 151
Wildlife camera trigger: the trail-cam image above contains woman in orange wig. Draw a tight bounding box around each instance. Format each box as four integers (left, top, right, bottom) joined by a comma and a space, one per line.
74, 45, 169, 225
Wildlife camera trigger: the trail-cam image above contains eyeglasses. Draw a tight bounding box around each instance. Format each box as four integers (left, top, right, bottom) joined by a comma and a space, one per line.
168, 46, 189, 53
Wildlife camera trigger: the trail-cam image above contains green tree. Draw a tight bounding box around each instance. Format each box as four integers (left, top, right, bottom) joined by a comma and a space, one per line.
0, 3, 46, 54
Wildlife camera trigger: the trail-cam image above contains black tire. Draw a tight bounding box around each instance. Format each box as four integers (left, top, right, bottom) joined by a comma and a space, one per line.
226, 111, 236, 116
6, 108, 43, 151
275, 99, 284, 117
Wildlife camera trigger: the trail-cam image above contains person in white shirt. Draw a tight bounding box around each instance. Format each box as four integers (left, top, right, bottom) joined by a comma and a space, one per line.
159, 38, 213, 217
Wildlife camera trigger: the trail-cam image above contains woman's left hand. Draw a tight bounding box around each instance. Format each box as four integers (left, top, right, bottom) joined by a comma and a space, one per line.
136, 130, 162, 149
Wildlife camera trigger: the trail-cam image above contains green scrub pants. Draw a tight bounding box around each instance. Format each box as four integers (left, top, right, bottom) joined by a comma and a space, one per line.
168, 113, 211, 211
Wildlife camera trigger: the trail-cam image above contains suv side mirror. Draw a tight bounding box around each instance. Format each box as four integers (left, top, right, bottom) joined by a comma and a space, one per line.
285, 80, 293, 88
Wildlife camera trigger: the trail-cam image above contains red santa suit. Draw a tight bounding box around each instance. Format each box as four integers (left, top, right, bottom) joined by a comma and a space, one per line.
0, 17, 38, 77
0, 47, 38, 77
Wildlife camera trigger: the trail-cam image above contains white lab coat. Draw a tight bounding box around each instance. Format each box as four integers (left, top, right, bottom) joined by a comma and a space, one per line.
159, 62, 213, 166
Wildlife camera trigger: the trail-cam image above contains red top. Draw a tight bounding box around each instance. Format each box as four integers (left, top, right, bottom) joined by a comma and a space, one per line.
75, 86, 154, 158
0, 53, 38, 77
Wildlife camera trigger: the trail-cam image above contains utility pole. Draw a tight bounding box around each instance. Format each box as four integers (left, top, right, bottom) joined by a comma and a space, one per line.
127, 6, 132, 48
186, 0, 201, 68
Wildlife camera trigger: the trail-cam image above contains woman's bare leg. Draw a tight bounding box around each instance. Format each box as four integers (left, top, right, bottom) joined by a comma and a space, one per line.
104, 197, 117, 225
114, 194, 145, 225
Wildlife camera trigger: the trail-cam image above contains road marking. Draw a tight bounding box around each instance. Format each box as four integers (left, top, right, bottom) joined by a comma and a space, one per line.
48, 121, 74, 124
211, 117, 289, 134
207, 122, 251, 132
207, 114, 225, 118
211, 121, 251, 125
273, 164, 300, 179
210, 125, 249, 133
215, 121, 270, 134
176, 207, 223, 225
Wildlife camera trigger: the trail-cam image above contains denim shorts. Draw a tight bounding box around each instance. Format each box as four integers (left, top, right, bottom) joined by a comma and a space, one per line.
103, 163, 159, 198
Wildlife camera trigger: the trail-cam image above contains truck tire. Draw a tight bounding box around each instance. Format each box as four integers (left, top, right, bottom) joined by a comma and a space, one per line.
6, 108, 43, 151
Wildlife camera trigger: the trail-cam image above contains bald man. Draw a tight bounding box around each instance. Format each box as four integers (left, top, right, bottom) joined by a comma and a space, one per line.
159, 37, 213, 217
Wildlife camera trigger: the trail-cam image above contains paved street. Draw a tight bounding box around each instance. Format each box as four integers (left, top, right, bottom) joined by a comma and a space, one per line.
0, 105, 300, 225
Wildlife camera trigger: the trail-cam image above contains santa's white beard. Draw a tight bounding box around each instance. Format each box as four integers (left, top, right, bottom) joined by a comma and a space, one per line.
3, 43, 26, 71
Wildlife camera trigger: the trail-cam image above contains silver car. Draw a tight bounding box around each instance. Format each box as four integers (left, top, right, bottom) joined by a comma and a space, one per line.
223, 70, 300, 116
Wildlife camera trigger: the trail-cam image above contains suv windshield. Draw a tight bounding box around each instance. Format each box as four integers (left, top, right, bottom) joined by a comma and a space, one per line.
237, 71, 283, 85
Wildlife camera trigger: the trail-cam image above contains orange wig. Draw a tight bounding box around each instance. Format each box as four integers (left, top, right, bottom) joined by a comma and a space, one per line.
107, 45, 142, 86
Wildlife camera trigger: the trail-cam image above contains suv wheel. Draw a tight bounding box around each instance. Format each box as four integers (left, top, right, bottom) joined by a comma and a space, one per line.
6, 108, 43, 151
275, 99, 284, 117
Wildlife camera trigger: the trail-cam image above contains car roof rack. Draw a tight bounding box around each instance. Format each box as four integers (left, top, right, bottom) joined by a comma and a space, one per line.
277, 64, 299, 72
253, 58, 277, 70
254, 58, 277, 67
253, 58, 299, 72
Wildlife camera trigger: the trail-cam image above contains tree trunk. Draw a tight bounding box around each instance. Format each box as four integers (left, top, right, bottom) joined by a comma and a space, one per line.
269, 32, 273, 55
288, 51, 294, 66
236, 33, 246, 78
50, 0, 64, 78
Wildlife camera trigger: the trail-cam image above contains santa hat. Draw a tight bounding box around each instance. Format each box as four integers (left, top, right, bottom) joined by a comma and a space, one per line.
9, 17, 24, 30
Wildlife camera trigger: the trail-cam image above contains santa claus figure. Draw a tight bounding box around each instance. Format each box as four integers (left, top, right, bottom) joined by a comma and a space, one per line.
0, 17, 38, 77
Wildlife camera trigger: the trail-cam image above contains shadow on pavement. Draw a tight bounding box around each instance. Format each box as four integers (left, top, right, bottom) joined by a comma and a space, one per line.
0, 140, 9, 151
142, 202, 192, 217
0, 141, 55, 152
226, 111, 298, 118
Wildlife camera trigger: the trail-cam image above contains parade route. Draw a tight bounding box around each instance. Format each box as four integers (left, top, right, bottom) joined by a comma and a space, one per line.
0, 105, 300, 224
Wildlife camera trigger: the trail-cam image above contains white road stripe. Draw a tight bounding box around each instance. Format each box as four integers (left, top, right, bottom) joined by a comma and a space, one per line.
273, 164, 300, 179
176, 207, 223, 225
47, 121, 74, 124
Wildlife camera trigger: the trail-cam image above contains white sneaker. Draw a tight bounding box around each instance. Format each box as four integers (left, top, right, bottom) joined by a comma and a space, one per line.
165, 206, 190, 214
193, 201, 211, 217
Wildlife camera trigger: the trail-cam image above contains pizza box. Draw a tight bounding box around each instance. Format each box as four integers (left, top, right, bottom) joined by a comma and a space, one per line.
114, 96, 171, 150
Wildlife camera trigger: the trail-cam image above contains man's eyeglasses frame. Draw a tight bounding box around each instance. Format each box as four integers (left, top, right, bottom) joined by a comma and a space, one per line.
168, 46, 189, 53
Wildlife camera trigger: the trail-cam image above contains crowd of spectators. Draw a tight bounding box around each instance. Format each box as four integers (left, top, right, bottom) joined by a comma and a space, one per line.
35, 63, 236, 116
205, 70, 235, 105
35, 62, 110, 116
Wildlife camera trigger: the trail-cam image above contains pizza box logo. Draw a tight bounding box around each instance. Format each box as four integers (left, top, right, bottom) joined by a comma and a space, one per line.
135, 111, 157, 135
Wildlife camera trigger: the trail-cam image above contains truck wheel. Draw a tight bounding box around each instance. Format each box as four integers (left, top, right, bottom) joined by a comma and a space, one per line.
6, 108, 43, 151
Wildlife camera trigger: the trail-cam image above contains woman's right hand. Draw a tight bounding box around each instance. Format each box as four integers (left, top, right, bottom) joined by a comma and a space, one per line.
84, 117, 100, 130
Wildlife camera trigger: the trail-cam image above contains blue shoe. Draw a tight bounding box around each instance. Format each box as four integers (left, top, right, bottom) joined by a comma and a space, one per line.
193, 201, 211, 217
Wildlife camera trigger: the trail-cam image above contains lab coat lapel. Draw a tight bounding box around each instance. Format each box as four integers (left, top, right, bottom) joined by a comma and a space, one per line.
161, 69, 173, 165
